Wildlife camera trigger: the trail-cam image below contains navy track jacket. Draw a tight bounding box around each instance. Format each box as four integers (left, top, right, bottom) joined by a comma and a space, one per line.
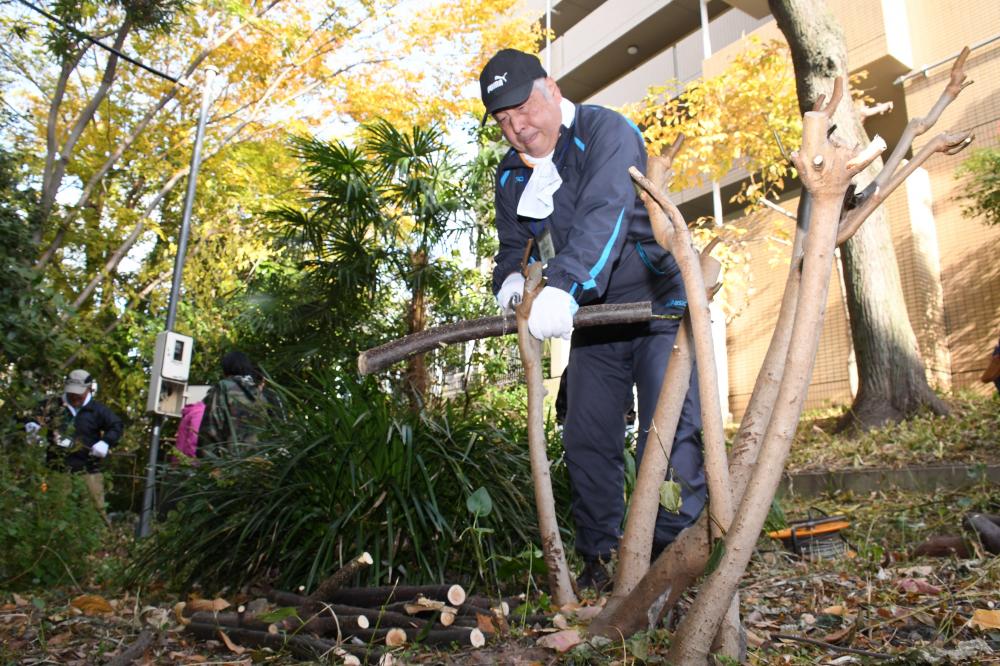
492, 103, 686, 315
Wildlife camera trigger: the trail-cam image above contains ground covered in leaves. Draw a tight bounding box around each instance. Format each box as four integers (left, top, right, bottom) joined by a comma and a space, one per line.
3, 393, 998, 664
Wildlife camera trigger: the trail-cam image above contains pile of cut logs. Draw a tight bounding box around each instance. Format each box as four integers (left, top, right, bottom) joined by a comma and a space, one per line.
177, 553, 518, 664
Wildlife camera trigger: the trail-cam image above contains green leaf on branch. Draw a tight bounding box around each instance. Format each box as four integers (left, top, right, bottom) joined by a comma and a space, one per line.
704, 539, 726, 576
659, 480, 682, 513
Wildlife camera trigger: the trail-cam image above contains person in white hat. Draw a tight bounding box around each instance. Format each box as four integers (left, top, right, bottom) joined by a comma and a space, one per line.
24, 369, 123, 526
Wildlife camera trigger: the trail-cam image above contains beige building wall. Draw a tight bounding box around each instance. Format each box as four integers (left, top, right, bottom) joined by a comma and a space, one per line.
898, 0, 1000, 389
724, 197, 856, 418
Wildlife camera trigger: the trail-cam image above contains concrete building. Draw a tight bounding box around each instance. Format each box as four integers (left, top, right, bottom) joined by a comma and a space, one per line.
524, 0, 1000, 419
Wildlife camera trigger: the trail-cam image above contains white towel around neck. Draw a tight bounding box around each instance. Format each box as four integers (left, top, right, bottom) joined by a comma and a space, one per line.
516, 98, 576, 219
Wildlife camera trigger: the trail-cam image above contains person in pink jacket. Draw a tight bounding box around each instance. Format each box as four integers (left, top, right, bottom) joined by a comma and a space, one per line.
175, 401, 205, 458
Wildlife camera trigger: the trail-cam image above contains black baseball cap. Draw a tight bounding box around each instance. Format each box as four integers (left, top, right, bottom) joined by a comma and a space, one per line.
479, 49, 547, 124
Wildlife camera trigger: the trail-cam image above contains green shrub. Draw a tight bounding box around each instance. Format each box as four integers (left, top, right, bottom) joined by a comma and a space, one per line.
0, 436, 105, 590
956, 147, 1000, 227
130, 374, 572, 595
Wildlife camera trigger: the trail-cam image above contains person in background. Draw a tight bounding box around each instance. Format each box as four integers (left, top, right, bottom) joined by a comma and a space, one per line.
24, 369, 123, 526
199, 351, 275, 455
982, 333, 1000, 394
175, 399, 205, 459
479, 49, 706, 592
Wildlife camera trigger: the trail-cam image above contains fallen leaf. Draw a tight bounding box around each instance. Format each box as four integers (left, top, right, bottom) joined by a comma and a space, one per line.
70, 594, 113, 615
896, 565, 933, 577
46, 631, 73, 646
142, 607, 171, 629
186, 598, 230, 613
823, 604, 847, 616
476, 613, 495, 634
800, 613, 816, 625
12, 593, 29, 607
217, 630, 246, 655
745, 628, 766, 648
537, 629, 582, 652
970, 609, 1000, 630
821, 625, 854, 645
896, 578, 942, 595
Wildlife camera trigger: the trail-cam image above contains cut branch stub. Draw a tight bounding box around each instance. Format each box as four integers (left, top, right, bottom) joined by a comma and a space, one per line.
308, 552, 373, 603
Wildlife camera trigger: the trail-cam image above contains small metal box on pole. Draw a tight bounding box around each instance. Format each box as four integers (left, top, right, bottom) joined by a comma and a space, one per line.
146, 331, 194, 417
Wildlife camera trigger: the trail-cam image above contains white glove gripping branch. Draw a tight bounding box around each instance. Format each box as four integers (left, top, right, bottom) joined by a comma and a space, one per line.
527, 286, 578, 341
496, 272, 526, 313
90, 440, 109, 458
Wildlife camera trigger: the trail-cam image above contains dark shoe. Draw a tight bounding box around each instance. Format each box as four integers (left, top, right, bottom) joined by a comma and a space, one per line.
576, 557, 612, 594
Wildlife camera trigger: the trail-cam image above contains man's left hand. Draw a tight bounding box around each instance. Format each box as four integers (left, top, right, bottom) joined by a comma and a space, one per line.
90, 441, 109, 458
527, 286, 578, 340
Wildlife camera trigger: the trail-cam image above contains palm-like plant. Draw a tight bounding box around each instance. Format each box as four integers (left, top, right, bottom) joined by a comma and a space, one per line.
241, 121, 468, 394
130, 374, 571, 594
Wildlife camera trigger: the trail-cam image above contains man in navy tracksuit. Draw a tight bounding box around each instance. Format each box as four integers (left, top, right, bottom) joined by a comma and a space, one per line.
480, 49, 707, 591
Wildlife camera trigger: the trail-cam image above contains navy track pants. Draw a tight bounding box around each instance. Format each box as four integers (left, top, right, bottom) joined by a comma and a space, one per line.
562, 317, 707, 559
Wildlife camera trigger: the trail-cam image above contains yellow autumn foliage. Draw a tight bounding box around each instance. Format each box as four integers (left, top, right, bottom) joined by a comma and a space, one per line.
624, 38, 800, 213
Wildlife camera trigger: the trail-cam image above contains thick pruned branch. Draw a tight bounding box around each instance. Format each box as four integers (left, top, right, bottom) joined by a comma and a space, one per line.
357, 301, 653, 375
836, 130, 971, 244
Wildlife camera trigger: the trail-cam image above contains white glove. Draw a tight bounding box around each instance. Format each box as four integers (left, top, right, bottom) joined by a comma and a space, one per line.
495, 272, 525, 313
90, 440, 109, 458
25, 422, 42, 445
527, 286, 578, 341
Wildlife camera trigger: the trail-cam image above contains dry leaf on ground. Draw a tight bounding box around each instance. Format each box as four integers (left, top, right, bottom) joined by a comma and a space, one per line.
969, 608, 1000, 630
70, 594, 113, 615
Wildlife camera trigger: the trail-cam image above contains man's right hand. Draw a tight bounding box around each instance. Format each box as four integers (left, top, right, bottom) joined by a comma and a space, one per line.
496, 272, 526, 313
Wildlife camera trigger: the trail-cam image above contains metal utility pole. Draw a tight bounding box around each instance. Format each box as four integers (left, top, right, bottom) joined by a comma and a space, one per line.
137, 66, 217, 538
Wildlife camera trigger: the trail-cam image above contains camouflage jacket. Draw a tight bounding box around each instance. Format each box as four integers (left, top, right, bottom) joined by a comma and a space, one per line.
199, 375, 277, 455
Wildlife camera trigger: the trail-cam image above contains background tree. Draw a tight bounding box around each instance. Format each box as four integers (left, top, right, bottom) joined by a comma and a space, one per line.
629, 27, 948, 431
768, 0, 949, 429
1, 0, 535, 428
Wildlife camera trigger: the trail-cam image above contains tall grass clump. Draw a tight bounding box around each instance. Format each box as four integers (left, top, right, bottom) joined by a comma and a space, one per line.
0, 432, 105, 590
130, 372, 571, 595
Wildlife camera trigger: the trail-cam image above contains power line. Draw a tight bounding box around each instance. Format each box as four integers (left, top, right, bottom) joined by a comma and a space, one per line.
13, 0, 183, 85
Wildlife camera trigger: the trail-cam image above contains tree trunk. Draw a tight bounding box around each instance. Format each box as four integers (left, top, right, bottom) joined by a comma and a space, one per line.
667, 96, 878, 663
40, 20, 131, 229
405, 249, 429, 410
769, 0, 948, 431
